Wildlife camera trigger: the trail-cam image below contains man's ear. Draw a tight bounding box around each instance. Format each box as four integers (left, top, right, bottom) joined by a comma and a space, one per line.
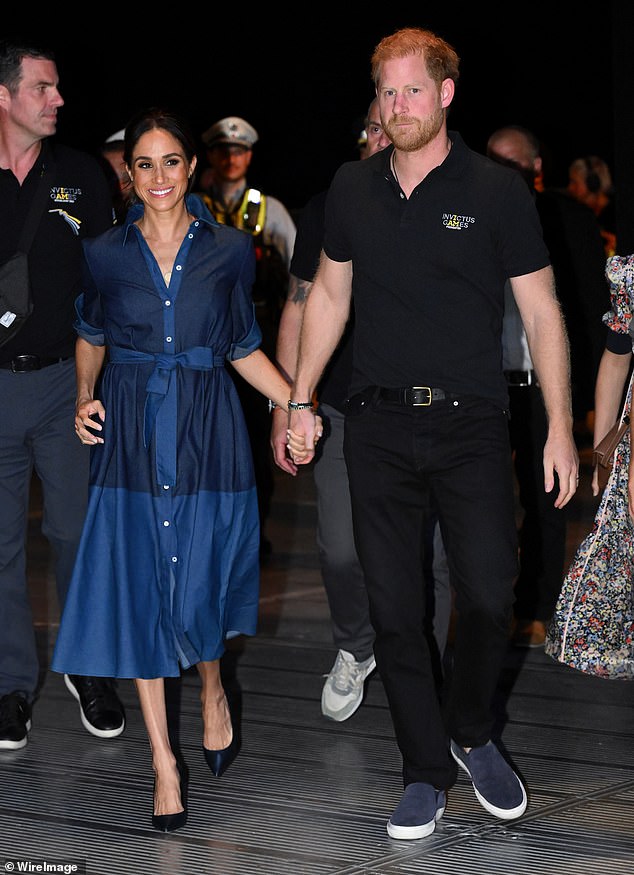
440, 78, 455, 109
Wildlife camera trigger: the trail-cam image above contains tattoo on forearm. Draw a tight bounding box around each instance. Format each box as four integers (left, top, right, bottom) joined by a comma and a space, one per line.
289, 276, 312, 305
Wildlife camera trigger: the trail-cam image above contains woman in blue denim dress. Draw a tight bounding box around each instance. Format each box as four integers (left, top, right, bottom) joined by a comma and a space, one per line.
51, 108, 310, 831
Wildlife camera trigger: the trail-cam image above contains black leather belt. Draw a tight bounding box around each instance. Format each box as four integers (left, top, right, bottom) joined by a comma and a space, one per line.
504, 369, 537, 387
375, 386, 461, 406
0, 354, 72, 373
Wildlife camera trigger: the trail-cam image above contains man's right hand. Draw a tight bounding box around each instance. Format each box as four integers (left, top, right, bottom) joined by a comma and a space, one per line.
288, 408, 321, 465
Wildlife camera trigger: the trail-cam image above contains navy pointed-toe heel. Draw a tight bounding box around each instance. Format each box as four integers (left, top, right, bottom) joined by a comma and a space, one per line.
151, 768, 188, 832
203, 733, 239, 777
152, 806, 187, 833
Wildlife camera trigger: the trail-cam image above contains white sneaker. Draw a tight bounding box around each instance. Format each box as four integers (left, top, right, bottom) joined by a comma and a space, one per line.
321, 649, 376, 721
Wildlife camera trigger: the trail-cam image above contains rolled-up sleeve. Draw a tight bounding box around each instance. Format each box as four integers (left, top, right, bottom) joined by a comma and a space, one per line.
228, 238, 261, 361
74, 250, 105, 346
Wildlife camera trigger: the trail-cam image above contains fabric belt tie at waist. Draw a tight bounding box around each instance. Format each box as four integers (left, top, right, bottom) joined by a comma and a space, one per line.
375, 386, 461, 406
108, 345, 225, 486
0, 354, 72, 372
504, 369, 537, 387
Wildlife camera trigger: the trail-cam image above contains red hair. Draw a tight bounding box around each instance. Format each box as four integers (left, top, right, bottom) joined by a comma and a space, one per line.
371, 27, 460, 87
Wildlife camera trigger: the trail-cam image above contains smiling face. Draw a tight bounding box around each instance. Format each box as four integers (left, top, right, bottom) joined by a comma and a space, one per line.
127, 127, 196, 215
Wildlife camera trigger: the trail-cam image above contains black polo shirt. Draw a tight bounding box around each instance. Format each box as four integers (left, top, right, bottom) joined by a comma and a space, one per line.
324, 132, 551, 408
0, 139, 113, 364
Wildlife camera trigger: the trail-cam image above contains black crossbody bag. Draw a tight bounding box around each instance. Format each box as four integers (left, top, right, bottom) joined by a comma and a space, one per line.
0, 170, 52, 347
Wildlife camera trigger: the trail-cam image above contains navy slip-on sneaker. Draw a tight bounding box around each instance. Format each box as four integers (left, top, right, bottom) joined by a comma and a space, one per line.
387, 782, 447, 840
450, 739, 527, 819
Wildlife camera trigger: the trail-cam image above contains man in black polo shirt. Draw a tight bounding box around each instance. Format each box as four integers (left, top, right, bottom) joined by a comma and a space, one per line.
289, 27, 579, 839
0, 38, 125, 750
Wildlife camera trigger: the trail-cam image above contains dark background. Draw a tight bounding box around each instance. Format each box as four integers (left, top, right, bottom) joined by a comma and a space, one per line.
8, 5, 630, 234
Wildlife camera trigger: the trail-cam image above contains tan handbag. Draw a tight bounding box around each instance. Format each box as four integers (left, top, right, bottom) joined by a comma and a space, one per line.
592, 417, 630, 471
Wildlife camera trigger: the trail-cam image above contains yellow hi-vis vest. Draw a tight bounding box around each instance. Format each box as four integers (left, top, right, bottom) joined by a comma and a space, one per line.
202, 188, 267, 236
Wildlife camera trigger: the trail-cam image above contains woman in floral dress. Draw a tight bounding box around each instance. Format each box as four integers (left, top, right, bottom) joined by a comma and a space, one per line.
545, 254, 634, 680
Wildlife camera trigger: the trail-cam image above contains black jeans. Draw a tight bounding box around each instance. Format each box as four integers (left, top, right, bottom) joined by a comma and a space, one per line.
344, 392, 518, 789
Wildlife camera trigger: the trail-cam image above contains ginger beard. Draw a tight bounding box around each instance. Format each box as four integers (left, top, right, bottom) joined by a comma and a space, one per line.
383, 100, 444, 153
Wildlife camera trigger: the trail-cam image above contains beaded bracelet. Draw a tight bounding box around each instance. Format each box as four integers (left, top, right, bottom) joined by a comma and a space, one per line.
287, 400, 314, 411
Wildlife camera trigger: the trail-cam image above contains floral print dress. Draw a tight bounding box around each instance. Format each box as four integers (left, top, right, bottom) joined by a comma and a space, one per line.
545, 254, 634, 679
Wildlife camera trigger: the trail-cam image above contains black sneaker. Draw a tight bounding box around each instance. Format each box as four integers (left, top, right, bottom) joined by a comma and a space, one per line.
0, 692, 32, 750
64, 674, 125, 739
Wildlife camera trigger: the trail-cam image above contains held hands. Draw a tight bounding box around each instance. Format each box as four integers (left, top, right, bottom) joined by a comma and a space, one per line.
286, 408, 322, 467
272, 407, 323, 473
75, 399, 105, 445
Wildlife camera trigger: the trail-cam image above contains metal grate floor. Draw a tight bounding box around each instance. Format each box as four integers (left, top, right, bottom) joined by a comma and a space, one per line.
1, 455, 633, 875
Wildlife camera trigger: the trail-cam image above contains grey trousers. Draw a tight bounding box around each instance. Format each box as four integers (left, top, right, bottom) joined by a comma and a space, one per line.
313, 404, 374, 661
0, 359, 89, 700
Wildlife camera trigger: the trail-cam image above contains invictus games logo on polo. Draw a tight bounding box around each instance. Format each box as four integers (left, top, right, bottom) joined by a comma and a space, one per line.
50, 186, 83, 204
442, 213, 475, 230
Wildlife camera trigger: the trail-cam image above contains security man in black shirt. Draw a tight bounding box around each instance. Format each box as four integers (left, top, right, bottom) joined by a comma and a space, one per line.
0, 38, 125, 750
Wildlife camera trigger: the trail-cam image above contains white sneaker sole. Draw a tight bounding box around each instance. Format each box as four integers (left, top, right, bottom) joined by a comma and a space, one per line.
64, 674, 125, 739
0, 719, 31, 750
387, 803, 445, 840
451, 747, 527, 819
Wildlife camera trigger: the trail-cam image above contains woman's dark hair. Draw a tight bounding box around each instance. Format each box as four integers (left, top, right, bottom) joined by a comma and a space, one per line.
123, 107, 197, 168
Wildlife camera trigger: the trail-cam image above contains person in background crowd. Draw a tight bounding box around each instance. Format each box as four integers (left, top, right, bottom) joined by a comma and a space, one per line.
50, 107, 311, 832
566, 155, 616, 257
486, 125, 609, 648
272, 99, 391, 723
357, 99, 387, 159
197, 116, 296, 556
288, 26, 578, 840
98, 128, 133, 224
0, 37, 125, 752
